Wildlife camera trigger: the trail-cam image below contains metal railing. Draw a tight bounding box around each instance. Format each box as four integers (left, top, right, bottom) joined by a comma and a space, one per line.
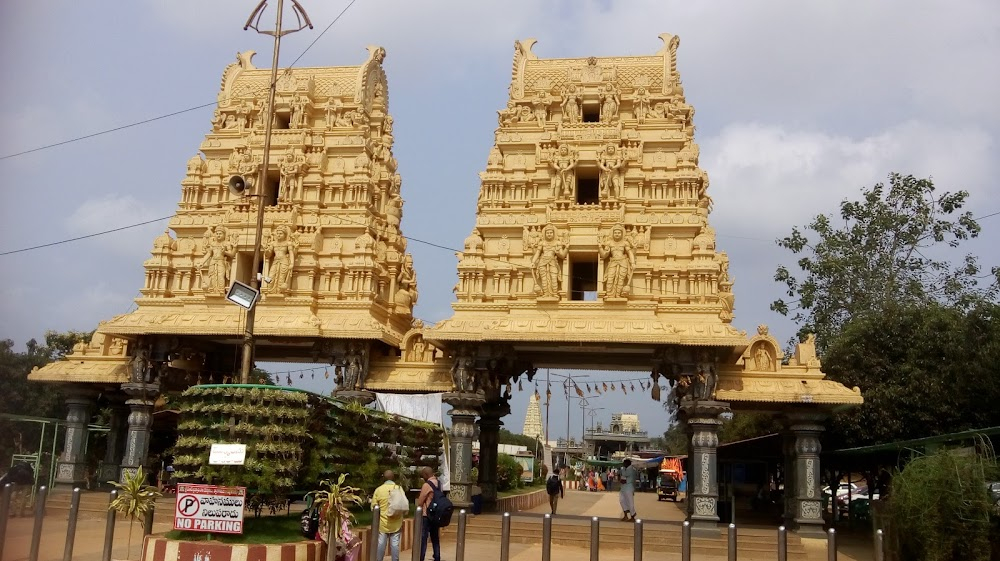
0, 485, 891, 561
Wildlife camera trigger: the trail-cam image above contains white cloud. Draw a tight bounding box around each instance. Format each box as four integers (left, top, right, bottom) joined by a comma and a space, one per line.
703, 121, 997, 239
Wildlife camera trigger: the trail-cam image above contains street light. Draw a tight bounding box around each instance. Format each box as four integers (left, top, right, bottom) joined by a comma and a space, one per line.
235, 0, 313, 384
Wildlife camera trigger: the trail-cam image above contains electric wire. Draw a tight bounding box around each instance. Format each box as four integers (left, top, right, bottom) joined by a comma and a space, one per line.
0, 0, 361, 162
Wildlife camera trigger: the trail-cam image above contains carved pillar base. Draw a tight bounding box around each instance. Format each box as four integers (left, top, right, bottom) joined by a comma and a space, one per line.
680, 400, 729, 536
98, 403, 129, 484
477, 400, 510, 512
783, 412, 827, 536
119, 382, 159, 482
55, 389, 99, 487
333, 389, 376, 405
444, 392, 485, 509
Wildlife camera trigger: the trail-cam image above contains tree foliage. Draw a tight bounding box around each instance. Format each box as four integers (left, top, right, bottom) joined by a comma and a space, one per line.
824, 301, 1000, 447
499, 428, 542, 457
772, 173, 993, 350
772, 173, 1000, 447
0, 330, 92, 419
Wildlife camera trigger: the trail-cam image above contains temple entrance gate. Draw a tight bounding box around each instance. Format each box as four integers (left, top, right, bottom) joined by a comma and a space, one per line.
30, 36, 861, 536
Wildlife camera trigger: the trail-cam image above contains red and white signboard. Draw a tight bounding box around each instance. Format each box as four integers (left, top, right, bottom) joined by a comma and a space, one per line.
174, 483, 246, 534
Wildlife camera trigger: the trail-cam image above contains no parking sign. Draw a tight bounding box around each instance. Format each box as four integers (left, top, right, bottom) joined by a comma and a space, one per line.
173, 483, 246, 534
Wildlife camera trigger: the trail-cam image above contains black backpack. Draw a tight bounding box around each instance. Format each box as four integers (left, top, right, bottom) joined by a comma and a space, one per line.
300, 507, 319, 539
425, 480, 453, 527
546, 475, 561, 495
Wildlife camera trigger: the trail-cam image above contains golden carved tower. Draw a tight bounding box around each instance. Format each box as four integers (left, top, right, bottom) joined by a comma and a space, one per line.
521, 391, 543, 440
430, 36, 743, 350
96, 47, 418, 361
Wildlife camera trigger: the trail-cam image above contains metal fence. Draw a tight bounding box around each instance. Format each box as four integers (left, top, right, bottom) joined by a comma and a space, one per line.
1, 483, 887, 561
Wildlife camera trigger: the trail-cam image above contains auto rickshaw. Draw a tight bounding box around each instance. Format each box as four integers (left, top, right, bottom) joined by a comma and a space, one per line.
657, 469, 679, 501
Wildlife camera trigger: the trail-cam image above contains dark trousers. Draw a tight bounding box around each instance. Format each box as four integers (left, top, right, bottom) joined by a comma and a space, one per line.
420, 517, 440, 561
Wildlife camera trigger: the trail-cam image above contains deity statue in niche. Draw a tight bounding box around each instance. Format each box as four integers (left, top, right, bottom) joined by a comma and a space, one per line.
199, 226, 235, 294
599, 223, 635, 299
289, 95, 308, 129
498, 99, 518, 127
450, 345, 476, 393
634, 87, 651, 124
223, 114, 239, 130
385, 192, 403, 236
531, 224, 568, 299
599, 83, 620, 123
533, 90, 550, 124
263, 224, 297, 295
549, 145, 579, 199
279, 151, 307, 202
597, 144, 626, 199
234, 146, 259, 190
236, 100, 253, 130
394, 253, 418, 313
325, 98, 343, 129
339, 342, 366, 391
561, 85, 582, 124
753, 344, 773, 371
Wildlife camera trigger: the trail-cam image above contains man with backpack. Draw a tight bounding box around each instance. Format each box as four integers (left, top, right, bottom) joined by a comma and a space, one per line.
545, 465, 564, 514
417, 466, 449, 561
371, 470, 408, 561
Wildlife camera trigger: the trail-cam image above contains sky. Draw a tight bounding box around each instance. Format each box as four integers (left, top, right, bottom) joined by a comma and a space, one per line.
1, 1, 998, 442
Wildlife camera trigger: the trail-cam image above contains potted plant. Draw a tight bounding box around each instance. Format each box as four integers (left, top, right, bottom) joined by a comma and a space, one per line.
309, 474, 365, 561
108, 466, 163, 559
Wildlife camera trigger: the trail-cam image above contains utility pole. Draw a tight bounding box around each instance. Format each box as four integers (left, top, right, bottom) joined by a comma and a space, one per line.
238, 0, 312, 384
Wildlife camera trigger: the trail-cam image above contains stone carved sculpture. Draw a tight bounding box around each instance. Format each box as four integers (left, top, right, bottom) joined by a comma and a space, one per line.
561, 85, 582, 124
279, 151, 307, 202
753, 344, 773, 371
597, 144, 626, 199
450, 345, 477, 393
385, 192, 403, 237
199, 226, 235, 294
340, 341, 367, 391
325, 98, 343, 129
693, 352, 718, 401
531, 224, 568, 299
263, 224, 297, 295
600, 83, 620, 123
599, 223, 635, 299
233, 145, 259, 190
533, 90, 550, 124
549, 145, 579, 199
394, 253, 418, 313
130, 347, 151, 383
498, 100, 518, 127
634, 87, 651, 124
289, 95, 308, 129
717, 252, 735, 321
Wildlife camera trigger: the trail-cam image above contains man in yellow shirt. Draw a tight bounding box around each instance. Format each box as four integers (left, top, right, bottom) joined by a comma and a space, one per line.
371, 470, 405, 561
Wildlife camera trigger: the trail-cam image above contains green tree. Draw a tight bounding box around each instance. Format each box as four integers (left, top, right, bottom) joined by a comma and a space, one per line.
498, 429, 542, 457
824, 301, 1000, 447
772, 173, 993, 350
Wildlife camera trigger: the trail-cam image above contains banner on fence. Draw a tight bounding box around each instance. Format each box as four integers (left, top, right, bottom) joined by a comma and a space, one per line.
174, 483, 246, 534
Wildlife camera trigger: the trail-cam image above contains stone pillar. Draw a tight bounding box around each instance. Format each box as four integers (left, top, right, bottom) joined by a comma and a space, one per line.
477, 400, 510, 512
119, 382, 160, 481
55, 389, 98, 487
334, 390, 376, 405
98, 403, 129, 483
443, 392, 485, 509
681, 400, 729, 536
783, 412, 826, 536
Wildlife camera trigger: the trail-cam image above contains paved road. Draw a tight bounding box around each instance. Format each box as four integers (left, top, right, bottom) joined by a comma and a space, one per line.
1, 489, 874, 561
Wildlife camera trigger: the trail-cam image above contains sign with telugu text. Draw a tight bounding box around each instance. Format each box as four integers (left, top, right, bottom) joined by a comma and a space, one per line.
174, 483, 246, 534
209, 443, 247, 465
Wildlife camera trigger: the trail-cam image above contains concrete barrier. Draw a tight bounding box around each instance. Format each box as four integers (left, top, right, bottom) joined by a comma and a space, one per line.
496, 488, 548, 513
141, 536, 324, 561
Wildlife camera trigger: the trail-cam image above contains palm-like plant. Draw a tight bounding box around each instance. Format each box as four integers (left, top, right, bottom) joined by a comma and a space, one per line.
309, 474, 365, 561
108, 466, 162, 559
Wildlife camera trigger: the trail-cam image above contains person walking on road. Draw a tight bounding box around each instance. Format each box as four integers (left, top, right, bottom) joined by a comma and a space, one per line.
417, 467, 441, 561
546, 465, 564, 514
371, 470, 404, 561
619, 459, 638, 521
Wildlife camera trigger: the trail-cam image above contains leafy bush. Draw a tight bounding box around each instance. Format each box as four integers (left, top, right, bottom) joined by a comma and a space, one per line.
887, 445, 998, 561
497, 454, 523, 492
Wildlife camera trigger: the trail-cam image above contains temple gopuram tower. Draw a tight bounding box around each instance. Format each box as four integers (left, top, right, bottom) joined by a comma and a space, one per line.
431, 35, 744, 351
425, 36, 862, 533
31, 46, 420, 482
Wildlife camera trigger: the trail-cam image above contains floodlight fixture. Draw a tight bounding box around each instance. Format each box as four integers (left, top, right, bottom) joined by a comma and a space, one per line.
226, 281, 260, 310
